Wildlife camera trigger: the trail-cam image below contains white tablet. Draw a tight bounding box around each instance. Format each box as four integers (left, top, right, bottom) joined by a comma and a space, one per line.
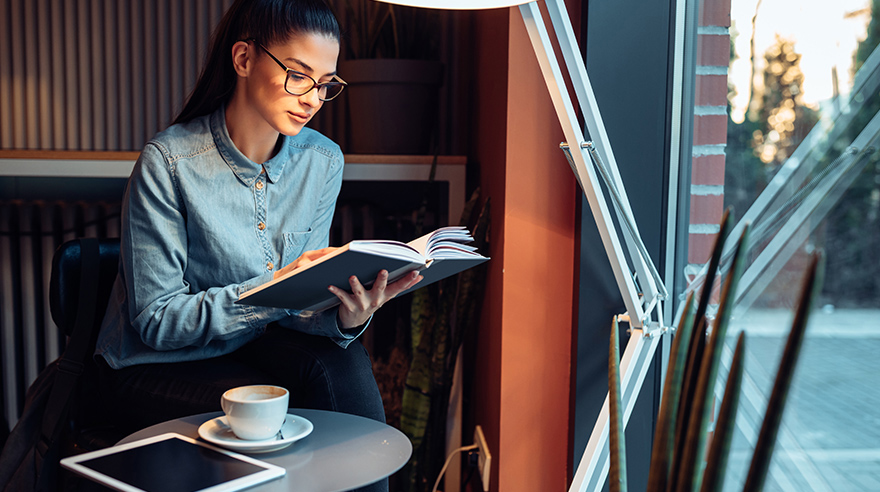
60, 432, 285, 492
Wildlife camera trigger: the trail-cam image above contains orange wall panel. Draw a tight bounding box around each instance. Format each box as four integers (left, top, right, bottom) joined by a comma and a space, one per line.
470, 4, 579, 490
495, 7, 577, 491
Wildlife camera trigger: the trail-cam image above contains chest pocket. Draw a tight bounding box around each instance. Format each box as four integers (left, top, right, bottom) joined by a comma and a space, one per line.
281, 230, 313, 267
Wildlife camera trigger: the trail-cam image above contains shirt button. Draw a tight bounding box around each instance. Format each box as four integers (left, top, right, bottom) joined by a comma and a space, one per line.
267, 262, 274, 271
255, 180, 264, 190
258, 222, 266, 231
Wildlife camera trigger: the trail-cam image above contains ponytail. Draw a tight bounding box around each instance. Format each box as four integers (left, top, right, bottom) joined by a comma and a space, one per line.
173, 0, 340, 125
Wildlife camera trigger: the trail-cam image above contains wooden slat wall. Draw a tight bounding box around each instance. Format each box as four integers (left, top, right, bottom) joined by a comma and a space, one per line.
0, 0, 233, 151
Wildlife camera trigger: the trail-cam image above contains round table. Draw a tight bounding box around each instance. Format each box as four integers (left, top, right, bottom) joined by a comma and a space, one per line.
119, 409, 412, 492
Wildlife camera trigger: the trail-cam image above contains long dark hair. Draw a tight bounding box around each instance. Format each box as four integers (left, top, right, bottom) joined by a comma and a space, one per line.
173, 0, 340, 125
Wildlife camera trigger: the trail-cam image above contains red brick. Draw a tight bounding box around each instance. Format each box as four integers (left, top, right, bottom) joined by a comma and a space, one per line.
690, 194, 724, 224
700, 0, 731, 27
698, 34, 730, 67
691, 155, 726, 185
693, 114, 728, 146
695, 75, 729, 106
688, 233, 719, 264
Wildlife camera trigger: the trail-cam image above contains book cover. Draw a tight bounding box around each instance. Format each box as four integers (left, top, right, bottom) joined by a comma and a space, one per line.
236, 226, 488, 311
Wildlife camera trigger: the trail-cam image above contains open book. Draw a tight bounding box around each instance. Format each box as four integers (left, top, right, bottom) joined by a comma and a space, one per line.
236, 226, 489, 312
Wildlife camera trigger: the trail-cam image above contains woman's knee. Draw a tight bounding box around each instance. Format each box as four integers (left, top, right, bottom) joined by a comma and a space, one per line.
239, 331, 385, 422
290, 340, 385, 421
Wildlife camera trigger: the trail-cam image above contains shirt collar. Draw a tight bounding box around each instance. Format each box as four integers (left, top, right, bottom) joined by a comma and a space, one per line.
210, 106, 291, 185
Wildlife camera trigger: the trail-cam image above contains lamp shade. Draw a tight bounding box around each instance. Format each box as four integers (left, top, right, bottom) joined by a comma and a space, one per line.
371, 0, 533, 10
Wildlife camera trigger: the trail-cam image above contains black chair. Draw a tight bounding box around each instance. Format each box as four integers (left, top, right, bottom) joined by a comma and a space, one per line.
48, 238, 125, 452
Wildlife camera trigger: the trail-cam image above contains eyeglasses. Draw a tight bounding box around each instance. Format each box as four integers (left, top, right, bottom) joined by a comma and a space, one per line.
254, 42, 347, 101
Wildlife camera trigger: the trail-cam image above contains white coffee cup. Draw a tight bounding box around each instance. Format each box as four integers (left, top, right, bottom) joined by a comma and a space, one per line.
220, 385, 289, 441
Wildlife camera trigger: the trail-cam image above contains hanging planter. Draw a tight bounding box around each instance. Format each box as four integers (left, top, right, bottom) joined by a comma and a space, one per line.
340, 58, 443, 155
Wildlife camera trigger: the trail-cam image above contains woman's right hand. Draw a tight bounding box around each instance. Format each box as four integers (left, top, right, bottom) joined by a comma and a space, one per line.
274, 247, 338, 279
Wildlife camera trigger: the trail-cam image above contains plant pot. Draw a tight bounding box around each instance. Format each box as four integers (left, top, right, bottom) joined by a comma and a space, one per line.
339, 59, 443, 155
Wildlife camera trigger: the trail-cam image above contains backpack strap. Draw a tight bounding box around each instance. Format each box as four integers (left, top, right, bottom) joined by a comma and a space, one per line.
36, 238, 100, 459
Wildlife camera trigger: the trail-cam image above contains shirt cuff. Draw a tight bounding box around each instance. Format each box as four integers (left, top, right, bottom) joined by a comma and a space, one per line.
237, 273, 373, 348
335, 313, 372, 345
236, 271, 289, 328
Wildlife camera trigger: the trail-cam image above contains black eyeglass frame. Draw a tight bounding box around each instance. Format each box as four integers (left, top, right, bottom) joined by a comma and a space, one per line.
248, 40, 347, 101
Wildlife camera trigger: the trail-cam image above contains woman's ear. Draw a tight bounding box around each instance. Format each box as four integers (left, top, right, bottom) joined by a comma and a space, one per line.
231, 40, 252, 78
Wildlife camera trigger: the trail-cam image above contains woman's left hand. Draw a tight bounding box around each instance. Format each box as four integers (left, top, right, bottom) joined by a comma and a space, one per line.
329, 270, 423, 329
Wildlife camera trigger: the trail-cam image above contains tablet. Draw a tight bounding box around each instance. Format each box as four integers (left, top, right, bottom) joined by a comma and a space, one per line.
60, 433, 285, 492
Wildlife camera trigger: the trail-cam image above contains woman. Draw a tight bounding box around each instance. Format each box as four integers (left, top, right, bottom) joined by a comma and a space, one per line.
95, 0, 419, 483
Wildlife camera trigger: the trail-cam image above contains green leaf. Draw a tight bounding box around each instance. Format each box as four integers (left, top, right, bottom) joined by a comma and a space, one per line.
646, 292, 696, 492
700, 331, 745, 492
675, 223, 749, 492
671, 208, 733, 491
400, 287, 436, 450
608, 317, 628, 492
742, 252, 825, 492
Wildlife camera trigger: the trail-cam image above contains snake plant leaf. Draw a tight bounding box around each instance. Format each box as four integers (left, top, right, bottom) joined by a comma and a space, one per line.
671, 208, 733, 491
459, 187, 481, 232
431, 282, 453, 390
448, 194, 490, 375
430, 188, 483, 406
400, 150, 446, 427
427, 193, 490, 486
446, 190, 488, 377
675, 223, 749, 492
401, 286, 436, 450
646, 292, 696, 492
700, 331, 745, 492
423, 278, 454, 481
742, 252, 824, 492
608, 317, 628, 492
401, 188, 489, 490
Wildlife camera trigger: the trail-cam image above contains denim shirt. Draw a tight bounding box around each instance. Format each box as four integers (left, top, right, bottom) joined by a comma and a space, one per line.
96, 107, 365, 369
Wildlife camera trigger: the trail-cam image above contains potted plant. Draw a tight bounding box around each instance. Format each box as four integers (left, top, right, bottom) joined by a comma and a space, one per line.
332, 0, 445, 154
607, 209, 824, 492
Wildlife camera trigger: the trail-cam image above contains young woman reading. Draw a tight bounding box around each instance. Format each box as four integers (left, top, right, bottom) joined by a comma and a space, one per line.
96, 2, 419, 489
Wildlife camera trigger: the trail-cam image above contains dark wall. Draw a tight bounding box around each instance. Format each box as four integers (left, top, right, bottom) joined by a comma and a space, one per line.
572, 0, 681, 489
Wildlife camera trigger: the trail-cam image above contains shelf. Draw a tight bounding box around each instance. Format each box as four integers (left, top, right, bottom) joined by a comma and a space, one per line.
0, 150, 467, 225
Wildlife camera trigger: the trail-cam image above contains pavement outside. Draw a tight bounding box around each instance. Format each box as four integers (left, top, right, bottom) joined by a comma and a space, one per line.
720, 308, 880, 491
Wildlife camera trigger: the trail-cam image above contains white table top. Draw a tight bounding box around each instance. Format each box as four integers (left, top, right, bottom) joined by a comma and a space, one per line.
119, 409, 412, 492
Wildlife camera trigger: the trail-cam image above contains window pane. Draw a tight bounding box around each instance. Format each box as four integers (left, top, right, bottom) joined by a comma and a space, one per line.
685, 0, 880, 490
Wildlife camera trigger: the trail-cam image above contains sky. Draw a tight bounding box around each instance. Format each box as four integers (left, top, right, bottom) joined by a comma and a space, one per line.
728, 0, 873, 123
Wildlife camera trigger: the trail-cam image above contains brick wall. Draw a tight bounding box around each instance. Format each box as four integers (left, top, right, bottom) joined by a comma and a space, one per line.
687, 0, 731, 278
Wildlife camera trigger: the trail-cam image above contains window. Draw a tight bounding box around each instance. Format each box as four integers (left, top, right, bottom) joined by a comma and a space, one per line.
685, 0, 880, 489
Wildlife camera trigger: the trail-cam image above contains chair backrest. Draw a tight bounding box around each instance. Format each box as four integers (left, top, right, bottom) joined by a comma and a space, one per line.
49, 238, 120, 339
46, 238, 123, 450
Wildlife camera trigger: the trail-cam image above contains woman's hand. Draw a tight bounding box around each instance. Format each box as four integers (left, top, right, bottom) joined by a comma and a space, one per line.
330, 270, 423, 329
274, 247, 338, 280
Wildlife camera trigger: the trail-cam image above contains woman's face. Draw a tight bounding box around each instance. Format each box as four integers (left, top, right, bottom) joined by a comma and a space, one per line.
245, 32, 340, 137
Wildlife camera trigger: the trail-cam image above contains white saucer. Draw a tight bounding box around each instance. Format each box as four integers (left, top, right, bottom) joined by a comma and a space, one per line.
198, 413, 313, 453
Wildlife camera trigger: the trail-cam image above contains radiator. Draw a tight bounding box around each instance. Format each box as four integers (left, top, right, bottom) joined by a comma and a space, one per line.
0, 199, 120, 430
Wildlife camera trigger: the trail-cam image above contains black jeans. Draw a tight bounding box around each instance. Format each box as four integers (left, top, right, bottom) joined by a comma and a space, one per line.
97, 325, 388, 491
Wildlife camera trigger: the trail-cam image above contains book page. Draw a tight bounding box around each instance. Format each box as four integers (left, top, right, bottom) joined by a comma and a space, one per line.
408, 226, 472, 258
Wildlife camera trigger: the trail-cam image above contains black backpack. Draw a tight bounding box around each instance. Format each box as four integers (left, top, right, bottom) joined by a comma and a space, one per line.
0, 239, 104, 491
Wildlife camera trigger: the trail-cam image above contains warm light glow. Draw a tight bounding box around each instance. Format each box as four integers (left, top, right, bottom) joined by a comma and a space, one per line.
728, 0, 871, 124
371, 0, 533, 10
